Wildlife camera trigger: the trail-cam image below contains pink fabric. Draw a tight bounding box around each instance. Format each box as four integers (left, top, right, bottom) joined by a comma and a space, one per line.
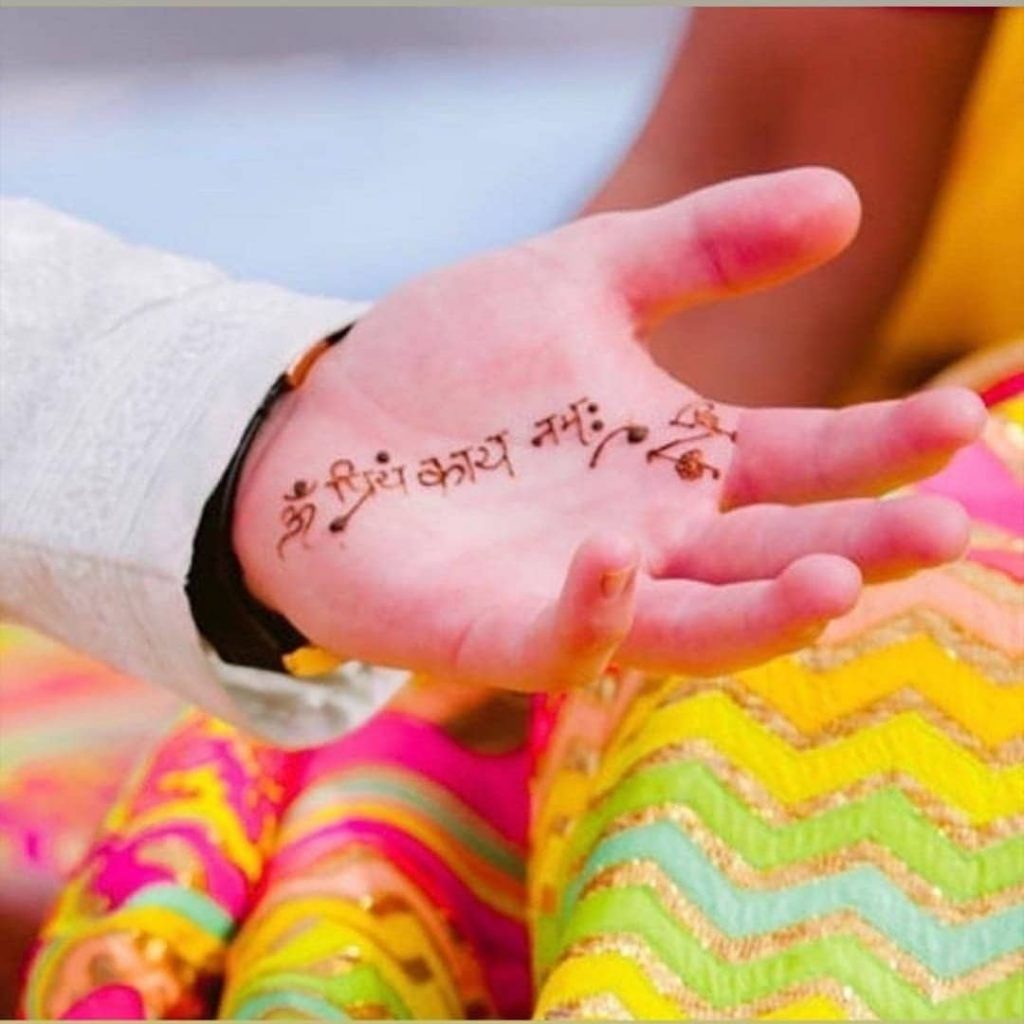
921, 440, 1024, 535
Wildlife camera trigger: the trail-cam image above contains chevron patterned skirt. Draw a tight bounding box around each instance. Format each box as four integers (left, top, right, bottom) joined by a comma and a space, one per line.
530, 347, 1024, 1019
17, 348, 1023, 1019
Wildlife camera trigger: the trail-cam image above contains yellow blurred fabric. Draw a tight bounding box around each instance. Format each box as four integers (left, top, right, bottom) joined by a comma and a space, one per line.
843, 8, 1024, 401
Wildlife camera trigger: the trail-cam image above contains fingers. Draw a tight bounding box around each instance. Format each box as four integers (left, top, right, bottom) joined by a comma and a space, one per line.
659, 493, 970, 585
619, 554, 862, 675
560, 167, 860, 329
451, 535, 641, 692
723, 387, 987, 508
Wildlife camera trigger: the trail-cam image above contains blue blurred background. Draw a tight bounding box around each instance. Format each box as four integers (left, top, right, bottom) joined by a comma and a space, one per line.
0, 8, 684, 298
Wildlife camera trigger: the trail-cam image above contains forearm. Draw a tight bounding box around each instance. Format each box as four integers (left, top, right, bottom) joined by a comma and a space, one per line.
589, 8, 993, 405
0, 199, 375, 745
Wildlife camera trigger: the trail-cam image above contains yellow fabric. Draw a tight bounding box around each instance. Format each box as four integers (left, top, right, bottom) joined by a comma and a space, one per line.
529, 376, 1024, 1018
843, 9, 1024, 401
282, 645, 342, 677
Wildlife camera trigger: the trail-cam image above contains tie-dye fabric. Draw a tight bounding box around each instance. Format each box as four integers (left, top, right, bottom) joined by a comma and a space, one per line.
529, 350, 1024, 1019
0, 629, 181, 1016
18, 712, 295, 1018
0, 629, 179, 883
19, 684, 532, 1020
218, 686, 532, 1020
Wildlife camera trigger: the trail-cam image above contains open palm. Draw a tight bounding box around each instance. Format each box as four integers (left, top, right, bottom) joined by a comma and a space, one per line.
236, 169, 984, 691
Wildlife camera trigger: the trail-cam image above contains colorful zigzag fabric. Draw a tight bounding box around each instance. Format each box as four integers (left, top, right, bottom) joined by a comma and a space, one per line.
12, 352, 1024, 1020
18, 684, 532, 1020
529, 356, 1024, 1019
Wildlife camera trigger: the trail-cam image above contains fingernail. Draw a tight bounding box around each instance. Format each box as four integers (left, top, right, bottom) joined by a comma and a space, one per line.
601, 565, 637, 599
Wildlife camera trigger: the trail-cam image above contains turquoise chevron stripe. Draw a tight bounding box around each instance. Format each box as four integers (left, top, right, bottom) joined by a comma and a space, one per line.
564, 821, 1024, 977
569, 761, 1023, 898
229, 988, 349, 1020
124, 883, 235, 939
226, 965, 412, 1020
563, 886, 1024, 1018
287, 772, 524, 878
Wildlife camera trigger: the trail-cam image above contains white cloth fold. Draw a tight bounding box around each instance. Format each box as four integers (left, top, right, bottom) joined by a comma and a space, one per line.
1, 198, 405, 747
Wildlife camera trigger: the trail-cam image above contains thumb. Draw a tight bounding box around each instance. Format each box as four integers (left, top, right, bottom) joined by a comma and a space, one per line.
451, 534, 641, 692
557, 166, 861, 331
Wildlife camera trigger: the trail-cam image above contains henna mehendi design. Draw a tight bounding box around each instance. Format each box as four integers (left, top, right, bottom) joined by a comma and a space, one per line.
646, 442, 721, 480
366, 464, 409, 494
644, 400, 734, 481
530, 415, 558, 448
417, 455, 460, 492
283, 479, 316, 502
671, 399, 738, 441
531, 398, 604, 448
277, 502, 317, 558
275, 397, 736, 558
419, 432, 515, 493
328, 489, 375, 534
325, 457, 408, 533
473, 431, 515, 478
588, 423, 650, 468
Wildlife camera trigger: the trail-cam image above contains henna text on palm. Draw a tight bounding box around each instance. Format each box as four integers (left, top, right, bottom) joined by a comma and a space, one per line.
275, 399, 736, 558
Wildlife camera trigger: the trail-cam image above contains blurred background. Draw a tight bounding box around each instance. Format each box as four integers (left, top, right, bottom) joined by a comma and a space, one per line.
0, 7, 683, 297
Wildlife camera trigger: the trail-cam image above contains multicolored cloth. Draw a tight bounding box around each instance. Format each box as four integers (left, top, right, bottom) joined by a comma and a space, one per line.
18, 685, 532, 1019
0, 628, 181, 1016
0, 630, 179, 883
529, 353, 1024, 1019
10, 351, 1024, 1019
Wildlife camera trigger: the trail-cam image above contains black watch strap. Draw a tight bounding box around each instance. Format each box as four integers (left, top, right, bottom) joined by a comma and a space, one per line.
186, 325, 353, 672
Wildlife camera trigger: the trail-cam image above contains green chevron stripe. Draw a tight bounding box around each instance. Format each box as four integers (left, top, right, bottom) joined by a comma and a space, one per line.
553, 886, 1023, 1018
124, 884, 235, 939
225, 965, 411, 1020
228, 988, 349, 1020
286, 772, 524, 878
565, 761, 1022, 899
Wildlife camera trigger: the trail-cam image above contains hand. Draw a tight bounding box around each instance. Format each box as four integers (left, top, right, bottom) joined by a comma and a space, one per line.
234, 168, 985, 691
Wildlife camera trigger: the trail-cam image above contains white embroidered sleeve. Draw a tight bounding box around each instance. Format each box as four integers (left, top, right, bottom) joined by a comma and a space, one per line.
0, 198, 405, 747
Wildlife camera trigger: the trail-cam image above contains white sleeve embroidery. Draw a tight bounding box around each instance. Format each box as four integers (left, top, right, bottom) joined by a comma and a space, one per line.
0, 197, 405, 747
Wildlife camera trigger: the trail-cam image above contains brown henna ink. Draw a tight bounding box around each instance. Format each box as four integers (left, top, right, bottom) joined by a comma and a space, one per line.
531, 398, 603, 448
647, 443, 721, 480
283, 479, 316, 502
671, 400, 738, 442
276, 502, 317, 558
588, 423, 650, 468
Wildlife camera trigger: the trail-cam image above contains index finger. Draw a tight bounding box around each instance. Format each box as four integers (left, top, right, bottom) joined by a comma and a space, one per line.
550, 167, 861, 331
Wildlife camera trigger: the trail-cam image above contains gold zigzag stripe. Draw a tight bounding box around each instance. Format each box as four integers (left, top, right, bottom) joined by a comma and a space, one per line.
236, 845, 490, 1010
805, 609, 1022, 682
642, 680, 1023, 762
580, 862, 1024, 999
584, 804, 1024, 924
610, 740, 1023, 846
700, 630, 1021, 745
543, 990, 645, 1021
950, 557, 1024, 605
967, 520, 1023, 553
540, 958, 878, 1020
544, 992, 852, 1021
600, 699, 1023, 824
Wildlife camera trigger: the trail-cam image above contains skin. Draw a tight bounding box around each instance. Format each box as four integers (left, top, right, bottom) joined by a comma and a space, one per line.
234, 168, 985, 693
589, 8, 994, 405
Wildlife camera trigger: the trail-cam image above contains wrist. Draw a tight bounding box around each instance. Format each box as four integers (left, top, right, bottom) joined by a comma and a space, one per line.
231, 385, 304, 614
187, 326, 353, 674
